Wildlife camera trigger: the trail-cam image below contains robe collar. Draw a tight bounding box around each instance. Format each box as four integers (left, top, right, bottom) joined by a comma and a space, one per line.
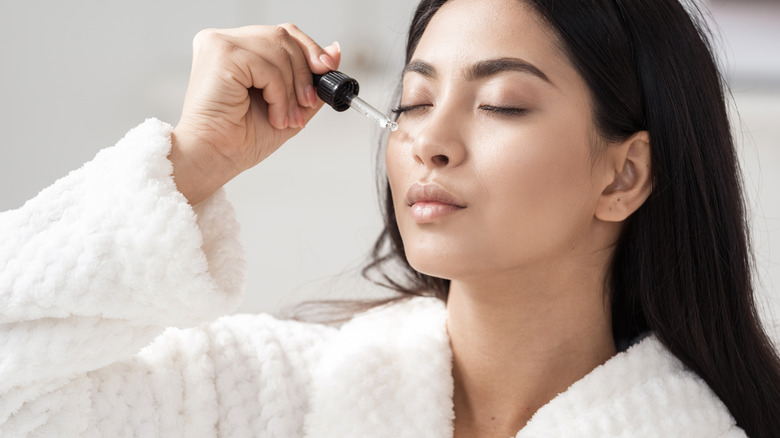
304, 297, 742, 438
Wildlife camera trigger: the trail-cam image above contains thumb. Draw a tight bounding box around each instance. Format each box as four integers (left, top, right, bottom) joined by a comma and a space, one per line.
322, 41, 342, 70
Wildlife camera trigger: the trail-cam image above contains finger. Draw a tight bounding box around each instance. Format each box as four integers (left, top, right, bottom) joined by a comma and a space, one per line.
274, 26, 319, 110
279, 23, 337, 74
223, 26, 306, 126
322, 41, 342, 71
279, 54, 305, 127
260, 26, 306, 127
300, 96, 326, 125
277, 24, 331, 109
235, 50, 291, 130
282, 28, 341, 109
261, 25, 313, 122
191, 29, 292, 128
227, 24, 329, 112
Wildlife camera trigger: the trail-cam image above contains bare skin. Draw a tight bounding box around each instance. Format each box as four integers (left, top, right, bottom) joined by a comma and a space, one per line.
170, 24, 341, 205
170, 2, 651, 436
385, 0, 651, 436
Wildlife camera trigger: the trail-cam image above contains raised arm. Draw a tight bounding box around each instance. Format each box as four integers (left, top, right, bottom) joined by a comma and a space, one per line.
170, 24, 341, 204
0, 24, 341, 436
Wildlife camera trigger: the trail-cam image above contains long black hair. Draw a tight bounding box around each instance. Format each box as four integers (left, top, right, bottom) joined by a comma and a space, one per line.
361, 0, 780, 436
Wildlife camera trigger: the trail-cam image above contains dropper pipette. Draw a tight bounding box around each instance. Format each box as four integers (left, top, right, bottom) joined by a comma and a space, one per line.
313, 71, 398, 131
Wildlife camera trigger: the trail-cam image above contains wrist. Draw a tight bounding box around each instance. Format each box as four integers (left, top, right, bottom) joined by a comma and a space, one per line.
169, 129, 239, 205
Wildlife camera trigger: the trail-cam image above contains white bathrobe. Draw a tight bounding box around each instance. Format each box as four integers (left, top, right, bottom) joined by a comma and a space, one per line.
0, 120, 746, 437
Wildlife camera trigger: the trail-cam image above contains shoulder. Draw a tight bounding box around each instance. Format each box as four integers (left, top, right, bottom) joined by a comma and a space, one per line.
139, 312, 338, 369
328, 296, 448, 354
341, 295, 447, 328
519, 334, 746, 437
137, 297, 442, 371
135, 297, 444, 379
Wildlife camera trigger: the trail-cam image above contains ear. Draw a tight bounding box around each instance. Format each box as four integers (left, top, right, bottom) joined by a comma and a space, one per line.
595, 131, 652, 222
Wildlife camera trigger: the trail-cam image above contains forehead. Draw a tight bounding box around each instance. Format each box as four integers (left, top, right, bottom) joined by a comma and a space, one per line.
411, 0, 567, 77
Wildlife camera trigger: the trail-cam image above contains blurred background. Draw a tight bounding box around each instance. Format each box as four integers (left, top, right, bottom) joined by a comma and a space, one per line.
1, 0, 778, 330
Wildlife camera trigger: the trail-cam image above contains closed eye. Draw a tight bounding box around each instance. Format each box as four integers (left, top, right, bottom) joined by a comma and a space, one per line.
392, 104, 528, 117
479, 105, 528, 116
391, 104, 431, 115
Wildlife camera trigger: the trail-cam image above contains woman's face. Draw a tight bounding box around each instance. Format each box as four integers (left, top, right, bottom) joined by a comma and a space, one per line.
386, 0, 615, 281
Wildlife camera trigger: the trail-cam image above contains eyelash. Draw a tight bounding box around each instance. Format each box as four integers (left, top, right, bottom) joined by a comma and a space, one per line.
391, 104, 527, 116
479, 105, 528, 116
391, 104, 429, 115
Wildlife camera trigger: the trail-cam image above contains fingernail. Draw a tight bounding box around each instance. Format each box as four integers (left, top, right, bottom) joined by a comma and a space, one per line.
319, 54, 337, 71
305, 84, 317, 108
283, 115, 290, 129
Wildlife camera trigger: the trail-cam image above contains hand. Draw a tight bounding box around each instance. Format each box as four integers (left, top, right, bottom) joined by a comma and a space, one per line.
169, 24, 341, 204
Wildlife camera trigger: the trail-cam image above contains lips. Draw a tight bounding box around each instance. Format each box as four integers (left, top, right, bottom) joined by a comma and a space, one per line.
404, 183, 466, 224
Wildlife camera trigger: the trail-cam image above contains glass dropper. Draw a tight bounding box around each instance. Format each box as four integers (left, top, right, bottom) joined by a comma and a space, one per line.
313, 71, 398, 131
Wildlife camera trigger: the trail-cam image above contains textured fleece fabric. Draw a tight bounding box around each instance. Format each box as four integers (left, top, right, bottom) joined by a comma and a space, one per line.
0, 119, 746, 437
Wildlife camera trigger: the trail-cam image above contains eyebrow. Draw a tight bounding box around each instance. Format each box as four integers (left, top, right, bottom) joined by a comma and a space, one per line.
403, 57, 554, 86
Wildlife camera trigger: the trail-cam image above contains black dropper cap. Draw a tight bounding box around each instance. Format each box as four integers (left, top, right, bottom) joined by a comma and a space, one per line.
312, 71, 359, 112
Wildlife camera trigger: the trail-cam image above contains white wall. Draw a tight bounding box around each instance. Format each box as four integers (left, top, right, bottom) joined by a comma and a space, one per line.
1, 1, 778, 325
707, 1, 780, 329
0, 0, 418, 314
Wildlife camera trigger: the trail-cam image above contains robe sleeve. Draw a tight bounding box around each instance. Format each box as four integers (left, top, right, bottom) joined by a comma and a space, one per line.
0, 119, 250, 435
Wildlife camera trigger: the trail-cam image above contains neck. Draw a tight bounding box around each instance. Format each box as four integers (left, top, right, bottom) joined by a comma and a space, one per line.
448, 260, 617, 437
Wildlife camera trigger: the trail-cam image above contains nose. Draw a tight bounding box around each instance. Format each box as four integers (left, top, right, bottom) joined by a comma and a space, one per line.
410, 106, 467, 169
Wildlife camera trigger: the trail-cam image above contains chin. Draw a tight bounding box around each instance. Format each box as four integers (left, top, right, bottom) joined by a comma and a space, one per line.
403, 247, 468, 281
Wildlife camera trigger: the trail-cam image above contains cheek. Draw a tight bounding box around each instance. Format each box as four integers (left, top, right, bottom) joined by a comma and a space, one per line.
385, 136, 413, 232
476, 123, 599, 253
385, 137, 404, 205
478, 121, 592, 195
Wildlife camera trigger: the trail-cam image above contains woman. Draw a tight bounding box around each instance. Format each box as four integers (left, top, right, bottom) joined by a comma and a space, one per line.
1, 0, 778, 437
